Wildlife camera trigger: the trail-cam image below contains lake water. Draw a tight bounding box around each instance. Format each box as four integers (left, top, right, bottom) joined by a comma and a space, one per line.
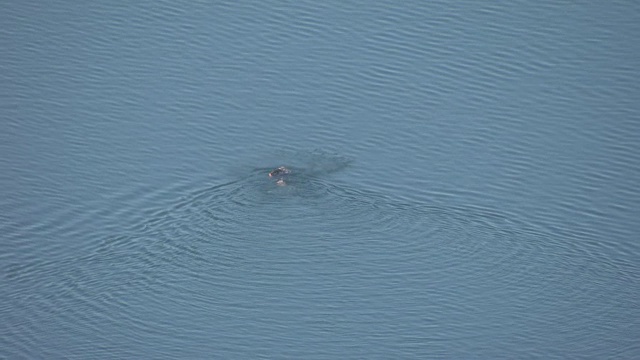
1, 1, 639, 358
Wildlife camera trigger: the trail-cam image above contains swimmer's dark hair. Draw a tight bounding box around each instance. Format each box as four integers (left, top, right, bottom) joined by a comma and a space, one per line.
269, 166, 290, 177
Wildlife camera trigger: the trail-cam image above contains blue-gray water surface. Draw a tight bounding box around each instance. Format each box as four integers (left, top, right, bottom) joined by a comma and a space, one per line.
1, 1, 639, 359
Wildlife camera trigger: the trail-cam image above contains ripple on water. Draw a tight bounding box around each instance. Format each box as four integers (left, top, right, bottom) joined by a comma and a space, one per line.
2, 152, 635, 358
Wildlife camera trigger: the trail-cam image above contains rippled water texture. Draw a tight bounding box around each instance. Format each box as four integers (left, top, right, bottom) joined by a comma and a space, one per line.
2, 1, 639, 359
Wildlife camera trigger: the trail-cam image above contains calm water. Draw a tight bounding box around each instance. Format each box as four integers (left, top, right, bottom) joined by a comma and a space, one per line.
2, 1, 639, 358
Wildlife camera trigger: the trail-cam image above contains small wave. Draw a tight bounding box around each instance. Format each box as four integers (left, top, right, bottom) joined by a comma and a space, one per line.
6, 151, 625, 359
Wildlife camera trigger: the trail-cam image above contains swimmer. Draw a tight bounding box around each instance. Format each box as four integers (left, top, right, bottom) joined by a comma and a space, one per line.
269, 166, 291, 186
